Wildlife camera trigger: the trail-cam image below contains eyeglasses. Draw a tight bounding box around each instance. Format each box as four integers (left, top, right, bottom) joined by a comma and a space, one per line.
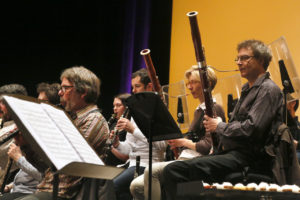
185, 80, 200, 87
60, 85, 74, 92
234, 55, 255, 63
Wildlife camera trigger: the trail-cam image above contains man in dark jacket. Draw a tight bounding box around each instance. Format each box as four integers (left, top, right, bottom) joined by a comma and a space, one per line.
162, 39, 284, 200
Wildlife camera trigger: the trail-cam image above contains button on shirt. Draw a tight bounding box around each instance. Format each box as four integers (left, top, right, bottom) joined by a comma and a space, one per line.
216, 72, 283, 153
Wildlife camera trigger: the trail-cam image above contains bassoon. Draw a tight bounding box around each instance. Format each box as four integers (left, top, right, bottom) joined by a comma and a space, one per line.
140, 49, 164, 102
140, 49, 179, 159
187, 11, 218, 149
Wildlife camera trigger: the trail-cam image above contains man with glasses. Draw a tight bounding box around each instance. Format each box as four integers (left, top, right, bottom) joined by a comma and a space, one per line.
17, 66, 110, 200
162, 39, 284, 200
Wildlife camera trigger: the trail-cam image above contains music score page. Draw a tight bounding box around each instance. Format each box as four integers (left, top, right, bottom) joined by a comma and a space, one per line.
3, 96, 103, 170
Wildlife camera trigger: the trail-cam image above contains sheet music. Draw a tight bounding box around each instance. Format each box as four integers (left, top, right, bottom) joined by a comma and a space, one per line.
41, 103, 103, 165
3, 96, 82, 170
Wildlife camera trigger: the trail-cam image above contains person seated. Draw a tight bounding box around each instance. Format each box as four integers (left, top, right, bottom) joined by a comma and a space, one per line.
286, 93, 300, 163
162, 39, 284, 200
0, 84, 27, 176
112, 68, 167, 200
0, 84, 46, 200
130, 65, 225, 200
36, 82, 61, 105
104, 93, 130, 166
16, 66, 110, 200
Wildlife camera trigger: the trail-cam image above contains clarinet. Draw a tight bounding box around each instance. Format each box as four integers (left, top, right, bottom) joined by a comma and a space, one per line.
134, 156, 141, 179
187, 11, 218, 149
102, 113, 117, 161
110, 107, 130, 146
103, 110, 130, 163
105, 108, 130, 149
107, 113, 117, 127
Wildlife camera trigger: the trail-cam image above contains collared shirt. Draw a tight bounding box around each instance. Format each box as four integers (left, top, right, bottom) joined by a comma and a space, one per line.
216, 72, 283, 153
37, 104, 109, 198
116, 118, 166, 168
73, 104, 110, 158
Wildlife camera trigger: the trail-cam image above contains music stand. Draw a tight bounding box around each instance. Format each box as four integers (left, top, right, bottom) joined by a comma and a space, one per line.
278, 59, 294, 123
2, 95, 124, 200
125, 92, 183, 200
268, 36, 300, 123
162, 80, 190, 131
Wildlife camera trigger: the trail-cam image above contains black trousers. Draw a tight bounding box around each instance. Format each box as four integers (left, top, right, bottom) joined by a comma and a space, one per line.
162, 150, 254, 200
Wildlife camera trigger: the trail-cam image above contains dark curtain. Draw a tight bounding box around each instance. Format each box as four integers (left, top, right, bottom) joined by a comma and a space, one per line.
0, 0, 172, 119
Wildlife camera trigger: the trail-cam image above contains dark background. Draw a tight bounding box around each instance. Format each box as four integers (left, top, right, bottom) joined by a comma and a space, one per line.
0, 0, 172, 119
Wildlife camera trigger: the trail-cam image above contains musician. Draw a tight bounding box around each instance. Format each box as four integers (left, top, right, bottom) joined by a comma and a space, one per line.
0, 84, 27, 175
36, 82, 61, 105
286, 94, 300, 163
0, 84, 44, 200
130, 66, 225, 200
17, 66, 110, 200
104, 93, 130, 166
162, 39, 284, 200
112, 68, 167, 200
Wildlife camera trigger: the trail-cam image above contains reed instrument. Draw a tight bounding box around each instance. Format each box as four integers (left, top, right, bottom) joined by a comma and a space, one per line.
187, 11, 218, 149
0, 130, 19, 146
140, 49, 179, 159
140, 49, 166, 104
107, 113, 117, 127
109, 107, 130, 146
103, 107, 130, 160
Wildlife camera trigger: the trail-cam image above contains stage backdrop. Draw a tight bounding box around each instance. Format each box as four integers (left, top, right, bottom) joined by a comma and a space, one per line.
169, 0, 300, 122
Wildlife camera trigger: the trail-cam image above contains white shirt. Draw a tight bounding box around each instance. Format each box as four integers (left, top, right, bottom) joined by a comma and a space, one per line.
117, 118, 166, 167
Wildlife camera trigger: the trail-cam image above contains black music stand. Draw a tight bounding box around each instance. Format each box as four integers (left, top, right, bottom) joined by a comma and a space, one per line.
125, 92, 183, 200
278, 59, 294, 123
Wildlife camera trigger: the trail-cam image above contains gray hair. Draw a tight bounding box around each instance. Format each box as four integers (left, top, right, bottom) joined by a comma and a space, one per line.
60, 66, 101, 104
0, 84, 28, 96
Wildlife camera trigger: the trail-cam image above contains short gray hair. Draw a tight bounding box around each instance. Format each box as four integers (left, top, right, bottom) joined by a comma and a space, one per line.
0, 84, 27, 96
60, 66, 101, 104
